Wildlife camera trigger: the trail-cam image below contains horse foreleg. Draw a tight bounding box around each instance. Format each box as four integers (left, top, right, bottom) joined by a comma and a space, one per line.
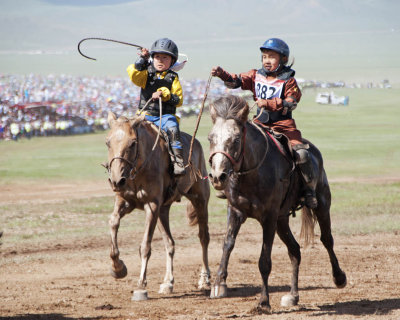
109, 196, 132, 279
137, 201, 159, 289
157, 205, 175, 294
256, 218, 277, 314
277, 217, 301, 307
211, 205, 244, 298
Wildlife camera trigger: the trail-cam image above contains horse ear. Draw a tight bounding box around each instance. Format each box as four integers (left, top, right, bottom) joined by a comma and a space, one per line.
209, 104, 217, 124
107, 112, 117, 127
236, 103, 249, 124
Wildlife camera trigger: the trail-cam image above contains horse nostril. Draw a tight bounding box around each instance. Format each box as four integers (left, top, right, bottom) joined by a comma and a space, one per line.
117, 177, 126, 188
208, 172, 213, 179
219, 172, 228, 183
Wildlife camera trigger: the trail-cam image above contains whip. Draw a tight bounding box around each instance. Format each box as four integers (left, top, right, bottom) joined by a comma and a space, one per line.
77, 37, 143, 61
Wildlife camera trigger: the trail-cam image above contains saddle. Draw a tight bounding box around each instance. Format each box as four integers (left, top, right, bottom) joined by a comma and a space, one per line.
252, 119, 295, 162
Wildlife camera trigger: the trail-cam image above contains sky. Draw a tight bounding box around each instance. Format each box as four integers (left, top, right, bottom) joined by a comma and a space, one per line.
1, 0, 399, 82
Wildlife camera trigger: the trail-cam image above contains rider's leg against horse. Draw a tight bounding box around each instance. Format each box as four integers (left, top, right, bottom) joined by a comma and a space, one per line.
167, 127, 186, 176
294, 145, 318, 209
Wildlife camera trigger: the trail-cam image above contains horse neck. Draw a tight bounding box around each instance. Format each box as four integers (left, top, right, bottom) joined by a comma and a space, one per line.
243, 121, 287, 171
136, 123, 167, 169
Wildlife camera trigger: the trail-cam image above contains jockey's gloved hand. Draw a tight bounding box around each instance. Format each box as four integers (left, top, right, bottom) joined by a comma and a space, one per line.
152, 90, 163, 101
282, 100, 297, 115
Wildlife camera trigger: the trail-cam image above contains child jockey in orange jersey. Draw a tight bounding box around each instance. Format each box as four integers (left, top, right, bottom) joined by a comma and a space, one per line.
127, 38, 185, 176
211, 38, 317, 209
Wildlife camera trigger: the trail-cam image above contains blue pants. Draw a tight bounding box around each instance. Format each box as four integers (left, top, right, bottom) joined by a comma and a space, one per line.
145, 114, 182, 149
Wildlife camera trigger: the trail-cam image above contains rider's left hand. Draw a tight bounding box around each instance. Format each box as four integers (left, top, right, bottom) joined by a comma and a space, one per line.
152, 90, 163, 100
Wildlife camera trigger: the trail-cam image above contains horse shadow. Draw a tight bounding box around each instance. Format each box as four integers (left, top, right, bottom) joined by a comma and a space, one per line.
0, 315, 102, 320
203, 284, 400, 316
307, 298, 400, 317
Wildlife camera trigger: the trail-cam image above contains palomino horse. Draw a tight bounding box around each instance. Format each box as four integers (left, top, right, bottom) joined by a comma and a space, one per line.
105, 112, 211, 298
207, 95, 346, 312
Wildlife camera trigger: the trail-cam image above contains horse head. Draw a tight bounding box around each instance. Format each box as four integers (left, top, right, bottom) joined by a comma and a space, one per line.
106, 111, 144, 191
208, 95, 249, 190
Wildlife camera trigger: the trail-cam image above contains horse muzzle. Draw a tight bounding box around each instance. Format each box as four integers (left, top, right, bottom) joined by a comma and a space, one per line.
208, 169, 231, 190
108, 176, 128, 192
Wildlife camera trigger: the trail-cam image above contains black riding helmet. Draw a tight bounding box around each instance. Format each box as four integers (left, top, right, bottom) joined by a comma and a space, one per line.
150, 38, 179, 65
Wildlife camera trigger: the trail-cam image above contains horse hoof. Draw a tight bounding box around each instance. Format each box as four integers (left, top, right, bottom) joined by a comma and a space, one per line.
159, 283, 173, 294
334, 271, 347, 288
132, 289, 148, 301
251, 304, 271, 315
110, 261, 127, 279
281, 294, 299, 307
198, 271, 211, 290
210, 284, 228, 298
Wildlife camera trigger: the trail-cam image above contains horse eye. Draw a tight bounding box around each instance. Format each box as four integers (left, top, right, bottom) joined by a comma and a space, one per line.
105, 140, 110, 148
129, 140, 137, 148
207, 134, 213, 142
234, 138, 240, 145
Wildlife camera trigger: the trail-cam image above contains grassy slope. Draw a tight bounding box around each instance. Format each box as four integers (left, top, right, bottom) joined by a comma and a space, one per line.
0, 88, 399, 240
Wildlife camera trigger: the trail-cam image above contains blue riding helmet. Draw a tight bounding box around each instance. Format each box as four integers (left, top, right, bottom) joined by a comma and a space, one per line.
260, 38, 290, 57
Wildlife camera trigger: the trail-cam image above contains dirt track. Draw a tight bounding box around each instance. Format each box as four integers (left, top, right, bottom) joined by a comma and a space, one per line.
1, 183, 400, 320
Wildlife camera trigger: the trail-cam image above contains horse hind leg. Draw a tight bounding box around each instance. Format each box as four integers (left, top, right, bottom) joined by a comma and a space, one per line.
186, 192, 211, 290
277, 217, 300, 307
314, 183, 347, 288
157, 205, 175, 294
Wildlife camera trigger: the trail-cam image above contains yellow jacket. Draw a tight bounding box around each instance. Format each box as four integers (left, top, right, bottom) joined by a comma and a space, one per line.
127, 64, 183, 109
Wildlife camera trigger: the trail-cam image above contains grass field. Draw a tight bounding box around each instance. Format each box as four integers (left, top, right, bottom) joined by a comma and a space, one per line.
0, 88, 399, 243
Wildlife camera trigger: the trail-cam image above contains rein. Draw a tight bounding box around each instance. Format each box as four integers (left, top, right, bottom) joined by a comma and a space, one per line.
186, 73, 213, 181
107, 97, 162, 180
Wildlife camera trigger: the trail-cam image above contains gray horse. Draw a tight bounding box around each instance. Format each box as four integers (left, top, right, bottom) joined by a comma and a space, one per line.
105, 112, 211, 298
207, 95, 346, 313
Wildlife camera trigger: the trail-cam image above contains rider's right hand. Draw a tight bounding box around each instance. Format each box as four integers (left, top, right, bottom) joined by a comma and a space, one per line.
211, 66, 222, 77
139, 48, 150, 59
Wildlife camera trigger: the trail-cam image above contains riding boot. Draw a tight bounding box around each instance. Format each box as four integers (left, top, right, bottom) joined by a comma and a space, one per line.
294, 145, 318, 209
172, 147, 186, 176
167, 127, 186, 176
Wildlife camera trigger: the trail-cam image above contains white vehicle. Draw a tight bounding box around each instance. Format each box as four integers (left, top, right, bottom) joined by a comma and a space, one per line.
316, 92, 349, 105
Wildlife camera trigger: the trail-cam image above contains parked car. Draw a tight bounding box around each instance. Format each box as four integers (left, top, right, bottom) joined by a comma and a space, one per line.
316, 92, 349, 105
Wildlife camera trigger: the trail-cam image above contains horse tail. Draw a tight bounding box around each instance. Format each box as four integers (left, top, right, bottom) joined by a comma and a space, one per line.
300, 206, 316, 247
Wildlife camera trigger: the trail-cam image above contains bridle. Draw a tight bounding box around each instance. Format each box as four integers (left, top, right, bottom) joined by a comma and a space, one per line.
208, 126, 247, 174
208, 120, 270, 176
105, 98, 163, 182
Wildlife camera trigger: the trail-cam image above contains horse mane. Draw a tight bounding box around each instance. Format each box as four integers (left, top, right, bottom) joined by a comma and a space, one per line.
210, 95, 249, 123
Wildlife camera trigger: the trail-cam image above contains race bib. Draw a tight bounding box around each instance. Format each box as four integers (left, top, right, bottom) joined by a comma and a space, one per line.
255, 73, 285, 99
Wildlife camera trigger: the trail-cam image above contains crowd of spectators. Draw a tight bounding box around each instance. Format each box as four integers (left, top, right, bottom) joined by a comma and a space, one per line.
2, 74, 389, 141
0, 73, 238, 141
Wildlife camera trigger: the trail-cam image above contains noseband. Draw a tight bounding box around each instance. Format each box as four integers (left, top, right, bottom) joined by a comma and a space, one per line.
107, 152, 139, 180
208, 126, 247, 173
